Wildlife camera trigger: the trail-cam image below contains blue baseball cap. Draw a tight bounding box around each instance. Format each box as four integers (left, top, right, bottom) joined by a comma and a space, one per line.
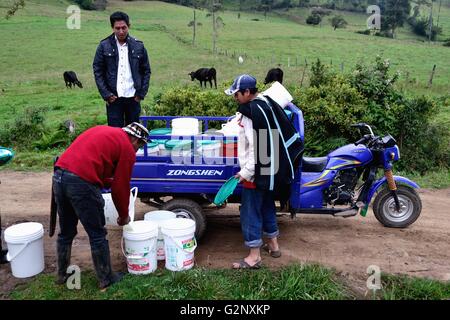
225, 74, 257, 95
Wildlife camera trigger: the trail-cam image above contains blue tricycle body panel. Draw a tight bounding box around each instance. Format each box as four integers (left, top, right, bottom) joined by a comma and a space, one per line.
131, 104, 305, 205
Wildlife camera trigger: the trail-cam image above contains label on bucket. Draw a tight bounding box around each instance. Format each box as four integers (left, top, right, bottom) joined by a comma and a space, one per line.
157, 239, 165, 260
183, 258, 194, 267
182, 238, 196, 251
127, 258, 151, 273
126, 246, 155, 274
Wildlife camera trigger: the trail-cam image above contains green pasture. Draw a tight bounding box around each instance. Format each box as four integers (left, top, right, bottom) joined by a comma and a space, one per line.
0, 0, 449, 180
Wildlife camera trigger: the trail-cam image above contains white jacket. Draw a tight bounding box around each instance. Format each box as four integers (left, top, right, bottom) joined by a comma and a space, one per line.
237, 112, 255, 182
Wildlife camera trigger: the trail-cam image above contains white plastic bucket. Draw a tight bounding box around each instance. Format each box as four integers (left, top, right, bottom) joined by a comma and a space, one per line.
122, 220, 159, 275
171, 118, 200, 136
262, 81, 293, 108
161, 218, 197, 271
5, 222, 44, 278
144, 210, 177, 260
159, 144, 170, 156
198, 141, 221, 158
103, 187, 138, 226
136, 144, 159, 156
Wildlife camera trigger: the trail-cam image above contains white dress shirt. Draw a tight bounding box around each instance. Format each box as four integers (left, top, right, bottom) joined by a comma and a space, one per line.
115, 36, 136, 98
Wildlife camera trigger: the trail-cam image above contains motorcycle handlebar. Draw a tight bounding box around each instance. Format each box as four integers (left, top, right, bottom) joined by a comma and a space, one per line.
355, 134, 371, 146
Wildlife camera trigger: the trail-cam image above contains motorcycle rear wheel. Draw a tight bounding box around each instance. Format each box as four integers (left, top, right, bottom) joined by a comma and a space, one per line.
373, 185, 422, 228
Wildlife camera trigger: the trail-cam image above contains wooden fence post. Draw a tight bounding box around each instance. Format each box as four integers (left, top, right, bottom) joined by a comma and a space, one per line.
428, 64, 436, 87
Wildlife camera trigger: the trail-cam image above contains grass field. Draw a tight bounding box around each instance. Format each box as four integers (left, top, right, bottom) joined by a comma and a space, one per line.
8, 263, 450, 300
0, 0, 448, 181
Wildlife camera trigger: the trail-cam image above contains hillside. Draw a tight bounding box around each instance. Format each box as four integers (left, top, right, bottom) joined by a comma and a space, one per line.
0, 0, 448, 134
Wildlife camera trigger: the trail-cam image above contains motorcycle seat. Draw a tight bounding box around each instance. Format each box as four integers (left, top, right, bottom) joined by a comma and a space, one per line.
302, 156, 328, 172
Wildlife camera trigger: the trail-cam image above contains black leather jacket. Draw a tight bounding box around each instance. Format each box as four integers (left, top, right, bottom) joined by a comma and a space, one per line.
93, 34, 151, 100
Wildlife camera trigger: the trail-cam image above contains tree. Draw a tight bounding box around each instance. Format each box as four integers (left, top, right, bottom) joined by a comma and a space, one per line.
188, 10, 202, 45
209, 0, 224, 54
5, 0, 25, 19
298, 0, 310, 7
379, 0, 411, 38
330, 15, 348, 30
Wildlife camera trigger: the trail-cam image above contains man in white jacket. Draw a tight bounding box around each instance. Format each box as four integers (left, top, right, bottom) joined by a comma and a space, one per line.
225, 74, 281, 269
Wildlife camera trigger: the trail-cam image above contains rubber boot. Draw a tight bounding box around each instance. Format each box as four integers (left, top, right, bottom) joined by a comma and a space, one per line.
0, 249, 8, 265
91, 241, 124, 291
55, 242, 72, 285
1, 233, 8, 264
1, 216, 8, 264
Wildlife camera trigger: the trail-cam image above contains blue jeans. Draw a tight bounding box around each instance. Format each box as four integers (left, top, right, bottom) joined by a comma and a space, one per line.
240, 188, 279, 248
106, 97, 141, 127
52, 169, 107, 252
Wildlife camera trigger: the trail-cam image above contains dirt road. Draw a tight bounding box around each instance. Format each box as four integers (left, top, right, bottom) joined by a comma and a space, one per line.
1, 171, 449, 297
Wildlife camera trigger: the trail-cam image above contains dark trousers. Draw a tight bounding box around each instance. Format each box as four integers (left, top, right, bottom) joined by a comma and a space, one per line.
52, 169, 107, 251
106, 97, 141, 128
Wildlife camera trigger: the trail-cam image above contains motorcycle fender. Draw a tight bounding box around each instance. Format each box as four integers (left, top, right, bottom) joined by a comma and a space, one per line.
366, 176, 420, 203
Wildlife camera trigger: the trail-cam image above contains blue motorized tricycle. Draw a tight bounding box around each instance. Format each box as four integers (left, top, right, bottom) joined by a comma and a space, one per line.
131, 104, 421, 239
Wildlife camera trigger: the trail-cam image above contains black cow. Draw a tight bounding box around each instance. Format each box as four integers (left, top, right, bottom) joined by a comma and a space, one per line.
63, 71, 83, 88
264, 68, 284, 85
189, 68, 217, 89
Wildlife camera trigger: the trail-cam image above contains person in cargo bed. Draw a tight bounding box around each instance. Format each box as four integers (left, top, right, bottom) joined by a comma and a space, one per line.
52, 122, 149, 290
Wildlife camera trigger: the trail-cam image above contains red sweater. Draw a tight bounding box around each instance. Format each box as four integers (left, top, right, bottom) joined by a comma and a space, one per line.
56, 126, 136, 219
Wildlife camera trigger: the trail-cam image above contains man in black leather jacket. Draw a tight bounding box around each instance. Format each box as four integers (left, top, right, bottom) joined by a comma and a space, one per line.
93, 11, 151, 127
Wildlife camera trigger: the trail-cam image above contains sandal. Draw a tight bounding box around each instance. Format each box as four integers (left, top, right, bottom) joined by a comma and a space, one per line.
262, 244, 282, 258
232, 259, 262, 269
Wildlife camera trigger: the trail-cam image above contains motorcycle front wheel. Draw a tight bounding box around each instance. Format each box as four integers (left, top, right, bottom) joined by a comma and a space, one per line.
372, 185, 422, 228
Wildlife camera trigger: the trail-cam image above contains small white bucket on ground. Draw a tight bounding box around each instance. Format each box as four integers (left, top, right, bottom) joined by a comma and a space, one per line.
144, 210, 177, 260
122, 220, 158, 275
103, 187, 138, 226
5, 222, 44, 278
160, 218, 197, 271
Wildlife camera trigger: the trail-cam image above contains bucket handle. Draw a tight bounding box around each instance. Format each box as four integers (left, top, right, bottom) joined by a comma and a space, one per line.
130, 187, 138, 203
6, 241, 29, 262
121, 236, 156, 260
164, 234, 197, 254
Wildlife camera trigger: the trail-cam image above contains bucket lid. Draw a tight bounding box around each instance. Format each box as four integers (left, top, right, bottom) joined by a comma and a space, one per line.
160, 218, 195, 232
123, 220, 158, 239
153, 139, 168, 145
4, 222, 44, 244
171, 117, 198, 126
213, 176, 239, 206
147, 141, 159, 149
144, 210, 176, 222
150, 128, 172, 135
165, 140, 192, 150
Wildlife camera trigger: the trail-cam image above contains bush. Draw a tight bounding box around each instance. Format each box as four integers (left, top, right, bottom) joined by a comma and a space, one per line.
356, 29, 371, 35
152, 85, 238, 130
72, 0, 106, 10
309, 58, 334, 87
306, 14, 321, 25
292, 56, 449, 173
0, 107, 105, 152
292, 75, 367, 154
0, 107, 47, 150
152, 58, 449, 174
330, 15, 347, 30
409, 16, 442, 41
